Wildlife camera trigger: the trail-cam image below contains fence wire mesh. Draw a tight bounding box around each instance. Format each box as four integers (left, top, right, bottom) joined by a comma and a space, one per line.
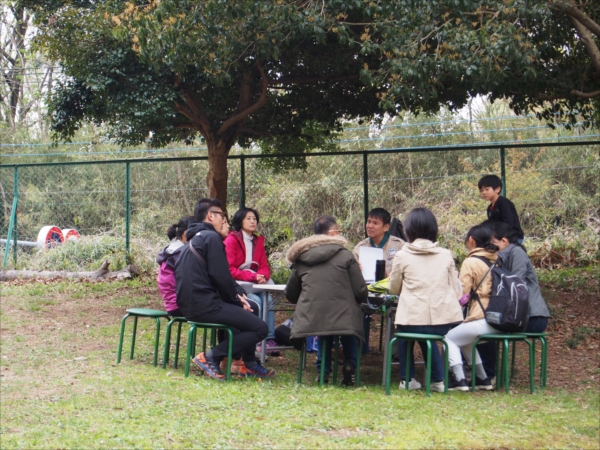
1, 142, 599, 271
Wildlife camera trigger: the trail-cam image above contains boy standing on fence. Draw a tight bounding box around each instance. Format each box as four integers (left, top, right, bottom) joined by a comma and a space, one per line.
478, 175, 524, 243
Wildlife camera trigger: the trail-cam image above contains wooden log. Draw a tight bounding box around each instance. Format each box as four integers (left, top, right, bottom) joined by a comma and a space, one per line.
0, 261, 140, 282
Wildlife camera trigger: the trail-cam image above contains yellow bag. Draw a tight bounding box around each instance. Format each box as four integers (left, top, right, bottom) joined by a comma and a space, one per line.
367, 278, 389, 293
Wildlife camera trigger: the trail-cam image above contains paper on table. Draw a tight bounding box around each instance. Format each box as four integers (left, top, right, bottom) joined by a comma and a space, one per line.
359, 246, 384, 282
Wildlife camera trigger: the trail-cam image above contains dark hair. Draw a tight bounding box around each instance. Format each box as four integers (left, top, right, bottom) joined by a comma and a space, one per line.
194, 198, 222, 222
465, 224, 499, 252
478, 174, 502, 191
367, 208, 391, 225
166, 216, 194, 240
490, 220, 527, 253
231, 208, 260, 232
404, 207, 438, 243
313, 216, 337, 235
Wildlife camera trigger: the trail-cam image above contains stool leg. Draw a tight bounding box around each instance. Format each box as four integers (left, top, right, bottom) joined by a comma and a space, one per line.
540, 337, 548, 388
298, 340, 306, 384
503, 339, 510, 394
163, 319, 173, 369
386, 337, 398, 395
185, 324, 196, 378
442, 341, 449, 394
378, 313, 384, 352
425, 340, 432, 397
405, 340, 412, 391
174, 321, 183, 369
356, 336, 361, 388
332, 336, 339, 385
117, 313, 131, 364
320, 337, 327, 387
225, 327, 233, 382
495, 340, 502, 391
130, 316, 138, 360
525, 339, 535, 394
202, 327, 207, 352
152, 318, 161, 367
530, 338, 537, 385
511, 340, 517, 379
472, 339, 479, 392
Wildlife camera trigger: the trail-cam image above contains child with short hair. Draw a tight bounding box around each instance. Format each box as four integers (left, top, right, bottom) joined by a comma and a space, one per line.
478, 174, 524, 242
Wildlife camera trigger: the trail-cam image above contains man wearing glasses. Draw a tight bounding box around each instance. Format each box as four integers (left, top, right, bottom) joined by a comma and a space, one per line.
175, 198, 276, 380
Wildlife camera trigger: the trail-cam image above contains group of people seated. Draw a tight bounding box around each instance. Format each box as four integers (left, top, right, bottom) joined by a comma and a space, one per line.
155, 174, 550, 390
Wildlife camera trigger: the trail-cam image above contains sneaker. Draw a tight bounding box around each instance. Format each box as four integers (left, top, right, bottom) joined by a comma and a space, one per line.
448, 373, 469, 391
475, 377, 494, 391
192, 352, 225, 381
430, 381, 445, 393
256, 339, 281, 356
341, 361, 356, 387
399, 378, 422, 390
219, 358, 243, 374
238, 362, 276, 379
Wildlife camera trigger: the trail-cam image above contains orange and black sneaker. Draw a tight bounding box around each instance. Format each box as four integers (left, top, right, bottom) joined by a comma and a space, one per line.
220, 357, 243, 375
192, 352, 225, 381
237, 362, 276, 379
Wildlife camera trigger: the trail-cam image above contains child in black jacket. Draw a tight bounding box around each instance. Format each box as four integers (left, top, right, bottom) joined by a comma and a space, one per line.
478, 174, 524, 242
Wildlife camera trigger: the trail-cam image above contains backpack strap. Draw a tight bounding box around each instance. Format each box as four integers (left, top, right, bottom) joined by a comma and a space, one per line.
188, 232, 207, 268
469, 255, 496, 314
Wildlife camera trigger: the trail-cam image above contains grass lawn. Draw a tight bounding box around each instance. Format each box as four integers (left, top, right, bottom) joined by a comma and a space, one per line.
1, 276, 599, 449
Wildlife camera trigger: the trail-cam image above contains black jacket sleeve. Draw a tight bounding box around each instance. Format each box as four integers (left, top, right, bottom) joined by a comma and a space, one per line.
284, 266, 302, 304
197, 232, 243, 307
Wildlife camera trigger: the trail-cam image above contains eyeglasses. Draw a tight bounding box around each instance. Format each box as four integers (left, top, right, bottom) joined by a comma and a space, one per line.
209, 210, 227, 221
328, 229, 342, 236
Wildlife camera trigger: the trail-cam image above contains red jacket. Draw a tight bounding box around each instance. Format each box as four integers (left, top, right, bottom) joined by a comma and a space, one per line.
223, 230, 271, 282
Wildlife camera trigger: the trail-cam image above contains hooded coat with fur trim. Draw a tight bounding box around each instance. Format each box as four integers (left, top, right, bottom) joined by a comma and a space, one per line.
284, 235, 368, 341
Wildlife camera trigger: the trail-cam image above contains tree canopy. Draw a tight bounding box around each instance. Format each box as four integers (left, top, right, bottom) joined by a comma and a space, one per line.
30, 0, 600, 205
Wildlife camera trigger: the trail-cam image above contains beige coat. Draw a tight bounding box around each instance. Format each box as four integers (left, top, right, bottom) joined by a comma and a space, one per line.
388, 239, 463, 326
353, 234, 405, 277
460, 248, 498, 323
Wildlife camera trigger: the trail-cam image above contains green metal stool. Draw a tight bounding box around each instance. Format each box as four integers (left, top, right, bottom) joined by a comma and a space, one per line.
512, 332, 548, 388
473, 333, 534, 394
162, 317, 188, 369
184, 322, 234, 381
297, 336, 362, 387
385, 333, 449, 397
117, 308, 169, 367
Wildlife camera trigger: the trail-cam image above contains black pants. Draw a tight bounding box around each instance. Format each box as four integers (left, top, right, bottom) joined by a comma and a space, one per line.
217, 301, 260, 360
188, 302, 268, 365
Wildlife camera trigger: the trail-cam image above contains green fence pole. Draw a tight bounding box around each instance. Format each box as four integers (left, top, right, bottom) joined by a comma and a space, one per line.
3, 198, 17, 268
239, 156, 246, 210
12, 166, 18, 264
363, 152, 369, 233
125, 162, 130, 255
500, 146, 506, 197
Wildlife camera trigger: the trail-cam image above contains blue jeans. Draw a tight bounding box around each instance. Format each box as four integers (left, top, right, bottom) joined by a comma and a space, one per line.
245, 293, 276, 340
396, 324, 451, 383
316, 335, 359, 374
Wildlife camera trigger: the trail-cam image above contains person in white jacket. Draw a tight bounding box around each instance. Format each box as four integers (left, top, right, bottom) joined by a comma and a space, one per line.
388, 208, 464, 392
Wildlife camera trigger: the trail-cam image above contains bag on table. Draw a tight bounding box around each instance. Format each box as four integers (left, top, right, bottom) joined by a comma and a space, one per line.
470, 255, 530, 333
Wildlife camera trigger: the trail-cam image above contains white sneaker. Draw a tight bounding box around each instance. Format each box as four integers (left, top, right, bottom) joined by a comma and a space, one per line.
430, 381, 445, 393
399, 378, 422, 390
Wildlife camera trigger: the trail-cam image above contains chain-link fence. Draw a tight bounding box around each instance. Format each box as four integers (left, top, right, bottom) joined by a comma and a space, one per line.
1, 141, 599, 271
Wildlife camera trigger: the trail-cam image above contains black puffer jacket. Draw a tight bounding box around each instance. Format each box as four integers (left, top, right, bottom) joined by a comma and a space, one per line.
284, 235, 367, 341
175, 222, 243, 319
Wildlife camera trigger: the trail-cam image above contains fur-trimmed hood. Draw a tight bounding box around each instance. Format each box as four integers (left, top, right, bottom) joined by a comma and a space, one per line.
286, 235, 348, 265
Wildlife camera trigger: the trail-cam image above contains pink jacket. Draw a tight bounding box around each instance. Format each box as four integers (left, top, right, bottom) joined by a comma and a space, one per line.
156, 241, 184, 313
223, 230, 270, 282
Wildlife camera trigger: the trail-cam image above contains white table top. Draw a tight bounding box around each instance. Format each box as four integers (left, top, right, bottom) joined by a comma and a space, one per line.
251, 284, 287, 292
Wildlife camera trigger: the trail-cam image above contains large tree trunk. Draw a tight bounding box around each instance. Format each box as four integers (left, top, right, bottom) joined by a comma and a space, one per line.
205, 135, 232, 208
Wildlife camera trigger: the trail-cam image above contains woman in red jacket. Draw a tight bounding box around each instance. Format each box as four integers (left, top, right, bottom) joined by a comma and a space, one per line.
224, 208, 277, 350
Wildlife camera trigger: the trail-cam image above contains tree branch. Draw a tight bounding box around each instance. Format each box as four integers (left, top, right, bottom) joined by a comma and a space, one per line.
562, 4, 600, 38
569, 16, 600, 74
271, 74, 359, 86
217, 60, 269, 135
0, 48, 16, 66
571, 89, 600, 98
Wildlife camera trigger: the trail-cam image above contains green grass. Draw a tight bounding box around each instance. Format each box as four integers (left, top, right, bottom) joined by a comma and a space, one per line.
1, 278, 599, 449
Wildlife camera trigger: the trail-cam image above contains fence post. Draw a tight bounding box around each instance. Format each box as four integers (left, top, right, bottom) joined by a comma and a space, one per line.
363, 152, 369, 231
500, 146, 506, 197
125, 162, 130, 255
3, 167, 18, 268
13, 166, 18, 264
239, 156, 246, 210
